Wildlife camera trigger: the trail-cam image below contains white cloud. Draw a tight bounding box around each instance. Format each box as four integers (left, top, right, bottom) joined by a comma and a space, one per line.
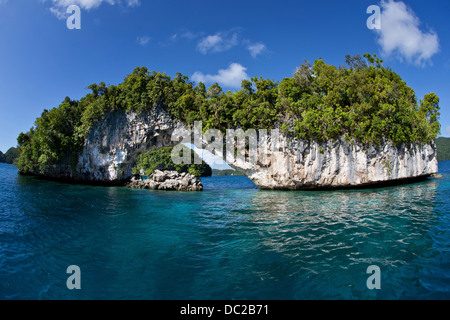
373, 0, 439, 66
197, 31, 239, 54
188, 28, 268, 58
446, 126, 450, 137
125, 0, 139, 6
192, 63, 249, 89
50, 0, 114, 10
46, 0, 140, 19
247, 42, 267, 58
170, 31, 200, 42
137, 36, 150, 46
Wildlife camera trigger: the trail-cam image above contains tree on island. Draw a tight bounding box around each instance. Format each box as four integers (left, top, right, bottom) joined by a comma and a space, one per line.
14, 54, 440, 176
132, 146, 212, 178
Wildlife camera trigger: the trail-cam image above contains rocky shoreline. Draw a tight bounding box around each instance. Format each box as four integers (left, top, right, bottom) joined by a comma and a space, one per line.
125, 170, 203, 191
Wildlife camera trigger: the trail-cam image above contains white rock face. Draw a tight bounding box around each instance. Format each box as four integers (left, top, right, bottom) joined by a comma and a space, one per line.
229, 136, 438, 189
40, 107, 438, 189
42, 106, 183, 184
75, 106, 181, 182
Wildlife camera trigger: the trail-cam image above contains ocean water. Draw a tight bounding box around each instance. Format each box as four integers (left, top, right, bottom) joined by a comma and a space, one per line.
0, 162, 449, 300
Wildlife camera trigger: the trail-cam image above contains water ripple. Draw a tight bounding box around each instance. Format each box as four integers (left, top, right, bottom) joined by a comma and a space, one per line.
0, 162, 449, 299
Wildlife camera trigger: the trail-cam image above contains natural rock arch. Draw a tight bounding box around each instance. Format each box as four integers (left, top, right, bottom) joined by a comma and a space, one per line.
42, 106, 438, 189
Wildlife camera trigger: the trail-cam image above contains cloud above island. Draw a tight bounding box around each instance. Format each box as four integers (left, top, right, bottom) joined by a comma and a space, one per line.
192, 63, 249, 89
197, 31, 239, 55
372, 0, 439, 66
45, 0, 140, 19
247, 42, 267, 58
137, 35, 151, 46
195, 29, 267, 59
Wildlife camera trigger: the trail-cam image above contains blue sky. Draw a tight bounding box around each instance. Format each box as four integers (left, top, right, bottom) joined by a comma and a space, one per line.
0, 0, 449, 153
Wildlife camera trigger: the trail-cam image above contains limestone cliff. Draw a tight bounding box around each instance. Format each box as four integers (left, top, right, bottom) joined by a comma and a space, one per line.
231, 136, 438, 190
40, 105, 182, 184
37, 106, 438, 189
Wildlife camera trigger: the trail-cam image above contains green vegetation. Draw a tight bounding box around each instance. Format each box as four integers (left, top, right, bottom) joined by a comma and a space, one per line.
16, 97, 84, 174
211, 169, 244, 176
16, 54, 440, 175
436, 137, 450, 162
382, 159, 392, 177
0, 147, 19, 164
132, 146, 212, 177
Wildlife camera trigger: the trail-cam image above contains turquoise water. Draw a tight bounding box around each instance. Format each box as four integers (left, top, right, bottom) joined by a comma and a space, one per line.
0, 162, 449, 300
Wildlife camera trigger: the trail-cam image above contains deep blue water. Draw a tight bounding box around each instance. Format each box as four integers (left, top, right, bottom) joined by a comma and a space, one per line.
0, 162, 449, 300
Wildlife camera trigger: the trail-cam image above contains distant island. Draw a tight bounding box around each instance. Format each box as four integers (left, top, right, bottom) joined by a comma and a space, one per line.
212, 169, 244, 176
436, 137, 450, 162
0, 147, 19, 164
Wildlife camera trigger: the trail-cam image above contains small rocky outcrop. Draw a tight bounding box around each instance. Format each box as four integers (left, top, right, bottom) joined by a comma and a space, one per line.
125, 170, 203, 191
